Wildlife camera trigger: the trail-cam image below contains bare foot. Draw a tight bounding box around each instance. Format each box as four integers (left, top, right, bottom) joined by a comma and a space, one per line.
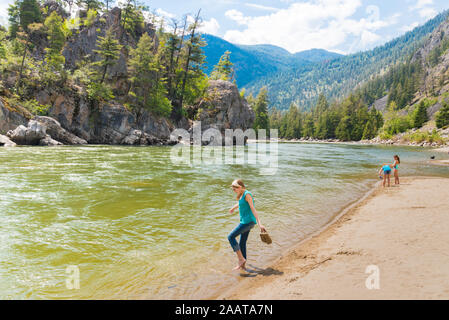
233, 259, 246, 270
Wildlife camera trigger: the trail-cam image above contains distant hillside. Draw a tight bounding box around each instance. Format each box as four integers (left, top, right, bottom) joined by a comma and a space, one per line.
364, 12, 449, 119
201, 34, 342, 88
213, 11, 448, 110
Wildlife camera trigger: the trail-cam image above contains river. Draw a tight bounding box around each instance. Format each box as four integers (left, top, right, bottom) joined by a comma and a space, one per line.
0, 143, 448, 299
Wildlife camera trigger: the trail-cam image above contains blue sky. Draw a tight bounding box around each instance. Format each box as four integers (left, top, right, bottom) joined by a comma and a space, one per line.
1, 0, 448, 54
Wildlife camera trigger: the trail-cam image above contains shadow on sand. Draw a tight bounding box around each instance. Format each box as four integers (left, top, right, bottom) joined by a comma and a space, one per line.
239, 264, 284, 278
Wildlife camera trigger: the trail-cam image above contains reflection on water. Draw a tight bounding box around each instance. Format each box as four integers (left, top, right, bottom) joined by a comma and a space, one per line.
0, 143, 448, 299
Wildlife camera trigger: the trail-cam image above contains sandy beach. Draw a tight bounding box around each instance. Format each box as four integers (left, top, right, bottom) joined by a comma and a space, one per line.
430, 159, 449, 166
434, 146, 449, 153
220, 177, 449, 300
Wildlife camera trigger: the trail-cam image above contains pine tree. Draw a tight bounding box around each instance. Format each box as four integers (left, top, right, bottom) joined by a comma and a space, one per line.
302, 114, 315, 138
0, 28, 6, 59
44, 11, 67, 80
128, 33, 172, 116
335, 116, 352, 141
12, 0, 42, 90
315, 93, 329, 115
362, 120, 376, 140
253, 87, 269, 131
93, 28, 122, 84
85, 28, 121, 101
161, 20, 181, 100
77, 0, 103, 11
176, 10, 207, 118
19, 0, 41, 32
119, 0, 145, 41
284, 103, 301, 139
7, 2, 20, 38
412, 101, 428, 128
314, 114, 326, 139
436, 101, 449, 129
210, 50, 234, 81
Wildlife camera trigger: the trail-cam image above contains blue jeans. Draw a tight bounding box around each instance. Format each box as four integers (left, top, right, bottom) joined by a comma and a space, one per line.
227, 222, 255, 259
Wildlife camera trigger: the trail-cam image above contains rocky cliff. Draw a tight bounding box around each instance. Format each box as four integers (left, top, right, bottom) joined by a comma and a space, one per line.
371, 16, 449, 120
0, 4, 255, 147
412, 15, 449, 99
0, 80, 254, 146
187, 80, 255, 133
0, 98, 31, 134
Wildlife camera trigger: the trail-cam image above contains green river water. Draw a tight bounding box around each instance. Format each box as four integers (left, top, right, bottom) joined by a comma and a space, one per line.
0, 143, 448, 299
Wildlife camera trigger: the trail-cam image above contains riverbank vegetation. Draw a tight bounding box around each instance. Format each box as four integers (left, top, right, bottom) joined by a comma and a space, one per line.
0, 0, 236, 121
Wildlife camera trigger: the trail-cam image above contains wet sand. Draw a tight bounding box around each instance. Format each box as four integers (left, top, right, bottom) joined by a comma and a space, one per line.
220, 177, 449, 300
434, 146, 449, 153
430, 159, 449, 166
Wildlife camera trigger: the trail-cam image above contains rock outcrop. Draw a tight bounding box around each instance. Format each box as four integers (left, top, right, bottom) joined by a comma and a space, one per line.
188, 80, 255, 133
411, 16, 449, 97
31, 86, 175, 145
7, 120, 48, 145
0, 98, 31, 134
2, 79, 254, 146
0, 134, 16, 147
371, 95, 389, 113
62, 7, 156, 96
39, 134, 63, 146
121, 129, 174, 146
6, 119, 64, 146
33, 116, 87, 145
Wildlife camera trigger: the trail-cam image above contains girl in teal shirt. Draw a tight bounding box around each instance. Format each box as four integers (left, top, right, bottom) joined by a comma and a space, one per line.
392, 155, 400, 185
228, 179, 266, 270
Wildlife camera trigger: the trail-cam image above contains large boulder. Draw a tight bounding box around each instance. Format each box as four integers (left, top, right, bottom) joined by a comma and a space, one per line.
33, 116, 87, 145
189, 80, 255, 134
0, 134, 16, 147
121, 129, 166, 146
39, 134, 63, 146
7, 120, 47, 145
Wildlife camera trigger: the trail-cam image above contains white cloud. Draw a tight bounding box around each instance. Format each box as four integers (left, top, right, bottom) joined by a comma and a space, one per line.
155, 8, 176, 19
186, 15, 221, 36
418, 7, 437, 19
199, 18, 220, 35
409, 0, 436, 19
223, 0, 398, 53
225, 9, 250, 25
0, 1, 11, 27
244, 3, 280, 12
410, 0, 434, 10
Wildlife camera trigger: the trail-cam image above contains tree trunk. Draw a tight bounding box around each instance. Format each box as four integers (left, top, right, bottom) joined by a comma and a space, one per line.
16, 40, 28, 91
101, 64, 108, 84
167, 23, 178, 100
179, 10, 201, 112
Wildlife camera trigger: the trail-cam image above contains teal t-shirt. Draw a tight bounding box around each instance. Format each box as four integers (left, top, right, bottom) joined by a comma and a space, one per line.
239, 190, 257, 224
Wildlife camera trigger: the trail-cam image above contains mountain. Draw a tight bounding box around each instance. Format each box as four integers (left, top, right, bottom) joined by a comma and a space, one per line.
201, 34, 342, 88
293, 49, 343, 63
204, 11, 448, 111
269, 13, 449, 143
365, 12, 449, 119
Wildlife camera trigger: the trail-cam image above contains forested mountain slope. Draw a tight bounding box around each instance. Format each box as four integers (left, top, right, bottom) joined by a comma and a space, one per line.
268, 13, 449, 144
241, 10, 449, 110
202, 34, 342, 88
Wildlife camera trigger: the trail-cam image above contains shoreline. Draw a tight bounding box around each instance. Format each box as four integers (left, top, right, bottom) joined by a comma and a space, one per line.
209, 181, 382, 300
214, 179, 380, 300
249, 138, 449, 151
218, 176, 449, 300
